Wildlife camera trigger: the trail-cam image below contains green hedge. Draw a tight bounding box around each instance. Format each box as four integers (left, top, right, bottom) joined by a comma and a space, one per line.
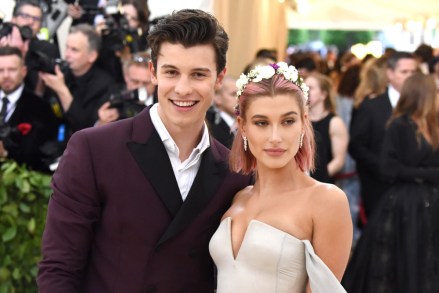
0, 159, 52, 293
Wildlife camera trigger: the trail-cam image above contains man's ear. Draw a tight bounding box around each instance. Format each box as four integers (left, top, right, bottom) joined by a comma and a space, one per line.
214, 68, 227, 91
88, 50, 98, 64
21, 65, 28, 77
149, 61, 158, 86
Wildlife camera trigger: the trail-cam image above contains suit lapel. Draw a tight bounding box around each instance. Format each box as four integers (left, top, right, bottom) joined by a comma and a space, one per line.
127, 122, 183, 217
156, 140, 228, 247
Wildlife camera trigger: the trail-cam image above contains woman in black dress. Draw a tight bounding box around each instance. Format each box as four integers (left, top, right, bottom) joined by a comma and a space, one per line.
305, 72, 348, 183
342, 73, 439, 293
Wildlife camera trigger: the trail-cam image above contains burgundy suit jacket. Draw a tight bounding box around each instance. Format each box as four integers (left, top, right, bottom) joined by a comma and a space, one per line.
37, 108, 250, 293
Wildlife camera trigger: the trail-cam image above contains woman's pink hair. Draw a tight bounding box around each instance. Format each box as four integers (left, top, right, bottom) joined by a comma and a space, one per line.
229, 74, 316, 174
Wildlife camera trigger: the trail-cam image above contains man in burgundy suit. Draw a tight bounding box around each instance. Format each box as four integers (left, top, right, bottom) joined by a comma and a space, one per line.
37, 9, 250, 293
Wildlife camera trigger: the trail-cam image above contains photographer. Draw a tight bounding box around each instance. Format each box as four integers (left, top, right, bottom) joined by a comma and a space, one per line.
96, 52, 156, 125
0, 46, 58, 172
40, 23, 113, 135
95, 0, 150, 83
10, 0, 60, 96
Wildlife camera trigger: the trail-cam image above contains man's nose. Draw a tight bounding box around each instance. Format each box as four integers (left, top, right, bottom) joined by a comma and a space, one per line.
174, 76, 192, 96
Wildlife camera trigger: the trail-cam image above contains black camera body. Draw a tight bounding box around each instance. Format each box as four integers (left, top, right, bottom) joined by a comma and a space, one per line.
102, 13, 142, 53
26, 49, 71, 76
109, 87, 147, 119
0, 21, 33, 41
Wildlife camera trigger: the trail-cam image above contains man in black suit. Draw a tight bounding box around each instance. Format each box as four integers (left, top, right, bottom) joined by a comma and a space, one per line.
206, 76, 237, 148
0, 46, 58, 172
10, 0, 60, 96
349, 51, 418, 217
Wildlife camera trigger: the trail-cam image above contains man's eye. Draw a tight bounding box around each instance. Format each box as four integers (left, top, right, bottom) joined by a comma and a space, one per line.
193, 72, 206, 78
164, 70, 178, 77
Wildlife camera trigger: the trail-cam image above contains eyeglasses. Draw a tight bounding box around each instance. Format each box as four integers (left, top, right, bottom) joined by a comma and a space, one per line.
17, 12, 42, 23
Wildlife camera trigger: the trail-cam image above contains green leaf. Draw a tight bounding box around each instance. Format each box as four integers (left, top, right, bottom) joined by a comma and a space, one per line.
0, 268, 10, 282
2, 161, 17, 173
27, 218, 36, 234
2, 226, 17, 242
2, 204, 18, 217
2, 171, 15, 186
0, 185, 7, 205
19, 203, 31, 214
12, 268, 21, 280
25, 193, 36, 202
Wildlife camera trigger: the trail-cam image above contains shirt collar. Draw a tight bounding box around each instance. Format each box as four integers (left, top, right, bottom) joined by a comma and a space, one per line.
387, 85, 400, 108
1, 84, 24, 105
149, 103, 210, 157
219, 110, 235, 128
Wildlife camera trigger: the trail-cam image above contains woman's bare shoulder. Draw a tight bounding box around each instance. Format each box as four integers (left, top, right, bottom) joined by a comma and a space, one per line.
232, 185, 254, 204
308, 181, 349, 210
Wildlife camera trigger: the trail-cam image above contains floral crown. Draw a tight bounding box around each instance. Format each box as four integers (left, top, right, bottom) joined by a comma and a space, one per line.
234, 62, 309, 116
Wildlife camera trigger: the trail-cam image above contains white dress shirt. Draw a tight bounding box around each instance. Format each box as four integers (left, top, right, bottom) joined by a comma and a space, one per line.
150, 104, 210, 201
387, 84, 400, 108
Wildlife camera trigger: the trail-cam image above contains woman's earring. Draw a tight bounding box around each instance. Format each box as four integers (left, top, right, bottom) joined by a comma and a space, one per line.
299, 132, 304, 149
243, 136, 248, 151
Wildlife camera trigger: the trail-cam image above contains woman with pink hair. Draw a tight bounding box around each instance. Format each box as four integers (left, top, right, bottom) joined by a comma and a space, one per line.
209, 62, 352, 292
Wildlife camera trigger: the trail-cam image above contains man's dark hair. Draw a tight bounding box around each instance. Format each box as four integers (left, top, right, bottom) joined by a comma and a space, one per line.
296, 56, 317, 71
12, 0, 43, 17
255, 48, 277, 61
387, 51, 415, 70
0, 46, 24, 61
147, 9, 229, 74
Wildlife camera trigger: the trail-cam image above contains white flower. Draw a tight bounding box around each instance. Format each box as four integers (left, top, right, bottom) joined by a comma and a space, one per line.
250, 66, 262, 82
277, 61, 288, 72
282, 68, 298, 82
236, 73, 248, 90
235, 62, 308, 106
259, 65, 275, 79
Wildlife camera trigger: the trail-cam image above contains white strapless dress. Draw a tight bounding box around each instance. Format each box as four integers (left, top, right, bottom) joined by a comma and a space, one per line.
209, 217, 346, 293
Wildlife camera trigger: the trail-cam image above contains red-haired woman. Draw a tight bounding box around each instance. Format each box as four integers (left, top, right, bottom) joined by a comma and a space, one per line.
209, 63, 352, 293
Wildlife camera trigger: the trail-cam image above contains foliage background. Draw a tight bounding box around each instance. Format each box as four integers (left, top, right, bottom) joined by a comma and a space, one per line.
288, 29, 377, 51
0, 160, 52, 293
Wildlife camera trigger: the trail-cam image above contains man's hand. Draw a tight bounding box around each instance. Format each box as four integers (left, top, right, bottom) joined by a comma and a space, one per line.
40, 65, 73, 111
0, 26, 30, 56
97, 102, 119, 126
0, 141, 8, 158
68, 4, 83, 20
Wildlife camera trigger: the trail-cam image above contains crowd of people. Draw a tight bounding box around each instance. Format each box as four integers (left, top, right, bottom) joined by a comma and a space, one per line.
0, 1, 438, 292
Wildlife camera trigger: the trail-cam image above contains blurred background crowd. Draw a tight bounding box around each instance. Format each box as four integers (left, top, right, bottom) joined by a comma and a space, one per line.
0, 0, 438, 284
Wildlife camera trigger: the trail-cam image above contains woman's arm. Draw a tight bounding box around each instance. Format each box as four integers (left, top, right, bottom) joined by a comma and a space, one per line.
311, 184, 352, 281
328, 116, 349, 177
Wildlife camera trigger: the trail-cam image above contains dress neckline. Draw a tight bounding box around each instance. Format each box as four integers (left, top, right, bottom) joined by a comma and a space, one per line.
221, 216, 305, 261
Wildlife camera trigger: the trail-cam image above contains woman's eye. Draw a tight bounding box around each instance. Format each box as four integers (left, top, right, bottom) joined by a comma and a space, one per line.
283, 119, 295, 125
254, 121, 268, 126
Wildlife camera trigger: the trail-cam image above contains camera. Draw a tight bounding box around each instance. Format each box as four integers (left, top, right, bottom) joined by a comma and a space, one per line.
98, 0, 144, 53
26, 49, 71, 75
109, 87, 147, 119
0, 21, 33, 40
